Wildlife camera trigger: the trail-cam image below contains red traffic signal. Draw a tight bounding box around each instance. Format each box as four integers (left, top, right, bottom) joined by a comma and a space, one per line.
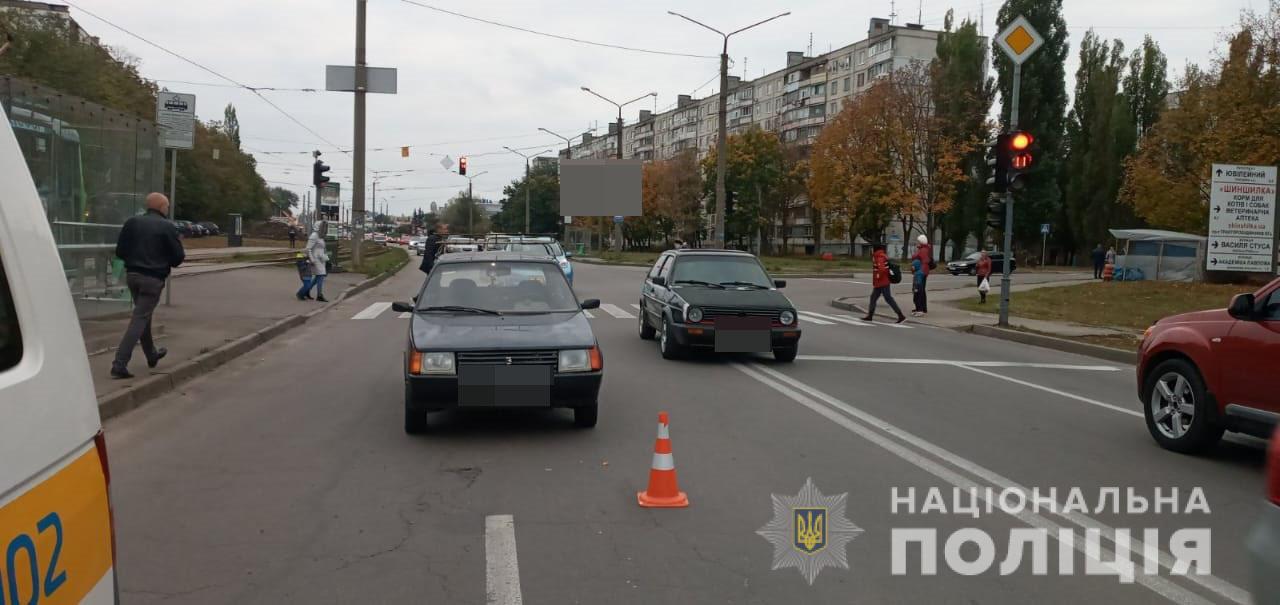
1011, 153, 1033, 170
1010, 131, 1033, 151
459, 156, 468, 176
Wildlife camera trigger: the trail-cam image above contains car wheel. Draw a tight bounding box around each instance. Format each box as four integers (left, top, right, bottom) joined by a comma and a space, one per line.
773, 346, 798, 363
659, 315, 684, 360
638, 302, 656, 340
1143, 359, 1222, 454
573, 403, 599, 428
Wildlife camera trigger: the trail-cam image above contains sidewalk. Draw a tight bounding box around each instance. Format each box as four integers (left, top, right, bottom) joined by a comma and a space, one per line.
83, 265, 366, 404
833, 275, 1135, 338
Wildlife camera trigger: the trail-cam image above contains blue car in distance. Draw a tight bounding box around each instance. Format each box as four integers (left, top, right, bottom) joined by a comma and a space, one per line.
500, 238, 574, 285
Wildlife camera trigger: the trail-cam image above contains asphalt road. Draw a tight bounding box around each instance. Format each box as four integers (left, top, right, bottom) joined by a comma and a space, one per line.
106, 260, 1269, 604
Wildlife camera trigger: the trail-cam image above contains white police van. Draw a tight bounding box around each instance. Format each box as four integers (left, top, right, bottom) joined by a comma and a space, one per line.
0, 111, 118, 601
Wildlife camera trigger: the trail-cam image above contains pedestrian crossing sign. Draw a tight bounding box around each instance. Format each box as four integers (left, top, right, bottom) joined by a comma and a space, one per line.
996, 15, 1044, 65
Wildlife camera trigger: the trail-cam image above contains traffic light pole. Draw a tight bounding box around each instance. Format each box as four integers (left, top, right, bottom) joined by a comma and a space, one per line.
999, 64, 1022, 328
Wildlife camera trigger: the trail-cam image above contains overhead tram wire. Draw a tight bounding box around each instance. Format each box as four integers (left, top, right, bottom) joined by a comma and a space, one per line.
398, 0, 717, 59
63, 1, 347, 155
154, 79, 320, 92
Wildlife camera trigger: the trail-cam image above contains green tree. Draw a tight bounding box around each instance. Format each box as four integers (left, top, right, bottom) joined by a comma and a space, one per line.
492, 161, 561, 234
223, 103, 241, 149
700, 126, 785, 249
267, 186, 299, 215
1124, 35, 1170, 137
174, 122, 271, 221
440, 190, 490, 234
1062, 31, 1137, 257
933, 12, 997, 258
994, 0, 1070, 250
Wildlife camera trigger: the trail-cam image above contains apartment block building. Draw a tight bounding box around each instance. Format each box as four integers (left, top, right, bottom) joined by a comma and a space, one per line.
563, 17, 960, 253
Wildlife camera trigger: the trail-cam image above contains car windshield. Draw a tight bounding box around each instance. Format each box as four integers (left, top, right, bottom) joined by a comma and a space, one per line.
671, 256, 772, 288
503, 242, 554, 256
548, 242, 564, 257
420, 261, 578, 313
965, 252, 982, 261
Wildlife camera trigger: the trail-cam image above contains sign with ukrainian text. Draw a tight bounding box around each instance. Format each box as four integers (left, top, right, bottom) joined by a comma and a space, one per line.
1207, 163, 1275, 272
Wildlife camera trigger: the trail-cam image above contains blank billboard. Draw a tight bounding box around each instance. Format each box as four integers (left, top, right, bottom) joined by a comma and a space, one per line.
559, 159, 642, 217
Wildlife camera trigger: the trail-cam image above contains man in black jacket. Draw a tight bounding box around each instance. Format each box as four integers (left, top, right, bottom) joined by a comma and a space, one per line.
111, 193, 185, 379
418, 230, 440, 274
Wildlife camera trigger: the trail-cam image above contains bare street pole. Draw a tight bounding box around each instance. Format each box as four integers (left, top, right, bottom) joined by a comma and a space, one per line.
352, 0, 368, 269
668, 10, 789, 248
579, 88, 655, 249
503, 148, 554, 234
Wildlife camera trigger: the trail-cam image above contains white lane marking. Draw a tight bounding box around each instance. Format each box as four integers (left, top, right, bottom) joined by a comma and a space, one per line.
398, 312, 411, 319
599, 303, 635, 319
735, 362, 1239, 605
805, 310, 911, 329
954, 364, 1142, 418
485, 514, 524, 605
629, 303, 642, 310
582, 309, 595, 319
351, 301, 392, 320
795, 356, 1121, 371
799, 311, 863, 326
805, 278, 871, 285
797, 314, 836, 325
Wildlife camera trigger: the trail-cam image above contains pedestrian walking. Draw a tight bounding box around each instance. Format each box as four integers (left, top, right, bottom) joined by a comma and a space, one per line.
1091, 243, 1105, 279
418, 230, 440, 275
1105, 245, 1116, 268
862, 243, 907, 323
288, 226, 298, 248
294, 252, 313, 300
911, 234, 932, 315
303, 221, 329, 302
110, 192, 184, 379
976, 249, 993, 304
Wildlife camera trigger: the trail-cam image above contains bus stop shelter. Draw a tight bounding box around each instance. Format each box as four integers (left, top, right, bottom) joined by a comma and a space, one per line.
1108, 228, 1206, 282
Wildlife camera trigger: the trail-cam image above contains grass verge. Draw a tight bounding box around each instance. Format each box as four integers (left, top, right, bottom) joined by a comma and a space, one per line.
181, 237, 286, 249
358, 245, 408, 277
954, 280, 1247, 332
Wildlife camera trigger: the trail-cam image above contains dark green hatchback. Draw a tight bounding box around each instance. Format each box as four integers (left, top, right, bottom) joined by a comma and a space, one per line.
636, 249, 801, 362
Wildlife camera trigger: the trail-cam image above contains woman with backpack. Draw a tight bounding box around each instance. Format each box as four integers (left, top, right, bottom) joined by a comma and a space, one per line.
863, 243, 907, 323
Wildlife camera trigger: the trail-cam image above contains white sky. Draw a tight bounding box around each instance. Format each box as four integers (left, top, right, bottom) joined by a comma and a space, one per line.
68, 0, 1250, 216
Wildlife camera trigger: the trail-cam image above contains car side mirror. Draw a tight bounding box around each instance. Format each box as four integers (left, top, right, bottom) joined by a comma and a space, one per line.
651, 276, 666, 287
392, 302, 414, 313
774, 279, 787, 289
581, 299, 600, 310
1228, 293, 1256, 320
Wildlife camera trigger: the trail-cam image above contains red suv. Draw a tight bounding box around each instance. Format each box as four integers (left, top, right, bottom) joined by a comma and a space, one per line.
1138, 277, 1280, 453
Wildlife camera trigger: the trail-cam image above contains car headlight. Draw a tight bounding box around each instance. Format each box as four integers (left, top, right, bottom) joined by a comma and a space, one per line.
412, 351, 455, 375
687, 307, 703, 323
559, 348, 599, 372
780, 310, 796, 326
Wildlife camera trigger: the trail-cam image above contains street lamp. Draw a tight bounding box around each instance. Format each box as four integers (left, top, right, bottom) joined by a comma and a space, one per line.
503, 146, 555, 234
451, 169, 488, 235
579, 87, 656, 160
537, 127, 580, 159
668, 10, 790, 248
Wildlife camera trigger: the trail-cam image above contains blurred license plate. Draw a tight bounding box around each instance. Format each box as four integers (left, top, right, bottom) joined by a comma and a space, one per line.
459, 366, 551, 406
714, 316, 771, 352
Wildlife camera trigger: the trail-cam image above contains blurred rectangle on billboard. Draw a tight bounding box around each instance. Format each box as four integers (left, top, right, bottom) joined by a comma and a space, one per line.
560, 159, 642, 217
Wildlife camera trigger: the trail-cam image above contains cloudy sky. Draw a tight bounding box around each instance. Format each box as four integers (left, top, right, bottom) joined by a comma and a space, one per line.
68, 0, 1251, 216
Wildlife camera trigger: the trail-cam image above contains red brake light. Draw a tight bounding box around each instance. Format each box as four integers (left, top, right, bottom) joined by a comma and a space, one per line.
1267, 428, 1280, 506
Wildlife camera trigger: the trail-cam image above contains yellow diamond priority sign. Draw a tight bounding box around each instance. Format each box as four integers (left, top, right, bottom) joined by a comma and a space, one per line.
996, 15, 1044, 65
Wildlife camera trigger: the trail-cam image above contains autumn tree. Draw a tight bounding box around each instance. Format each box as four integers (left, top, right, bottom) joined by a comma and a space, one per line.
700, 127, 787, 250
1121, 3, 1280, 233
642, 150, 703, 246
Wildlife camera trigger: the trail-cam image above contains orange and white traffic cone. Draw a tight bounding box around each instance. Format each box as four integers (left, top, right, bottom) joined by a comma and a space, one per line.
637, 411, 689, 508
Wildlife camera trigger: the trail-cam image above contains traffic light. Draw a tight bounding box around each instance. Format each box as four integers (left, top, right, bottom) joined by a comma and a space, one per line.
1006, 130, 1035, 191
459, 156, 468, 176
313, 159, 331, 187
986, 194, 1006, 230
985, 135, 1008, 194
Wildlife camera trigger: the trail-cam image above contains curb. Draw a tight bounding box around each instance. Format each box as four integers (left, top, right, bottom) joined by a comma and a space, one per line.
97, 255, 411, 420
956, 324, 1137, 365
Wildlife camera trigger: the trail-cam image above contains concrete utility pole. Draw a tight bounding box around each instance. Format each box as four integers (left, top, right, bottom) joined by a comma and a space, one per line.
503, 147, 553, 234
455, 170, 487, 235
352, 0, 368, 269
668, 10, 789, 248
